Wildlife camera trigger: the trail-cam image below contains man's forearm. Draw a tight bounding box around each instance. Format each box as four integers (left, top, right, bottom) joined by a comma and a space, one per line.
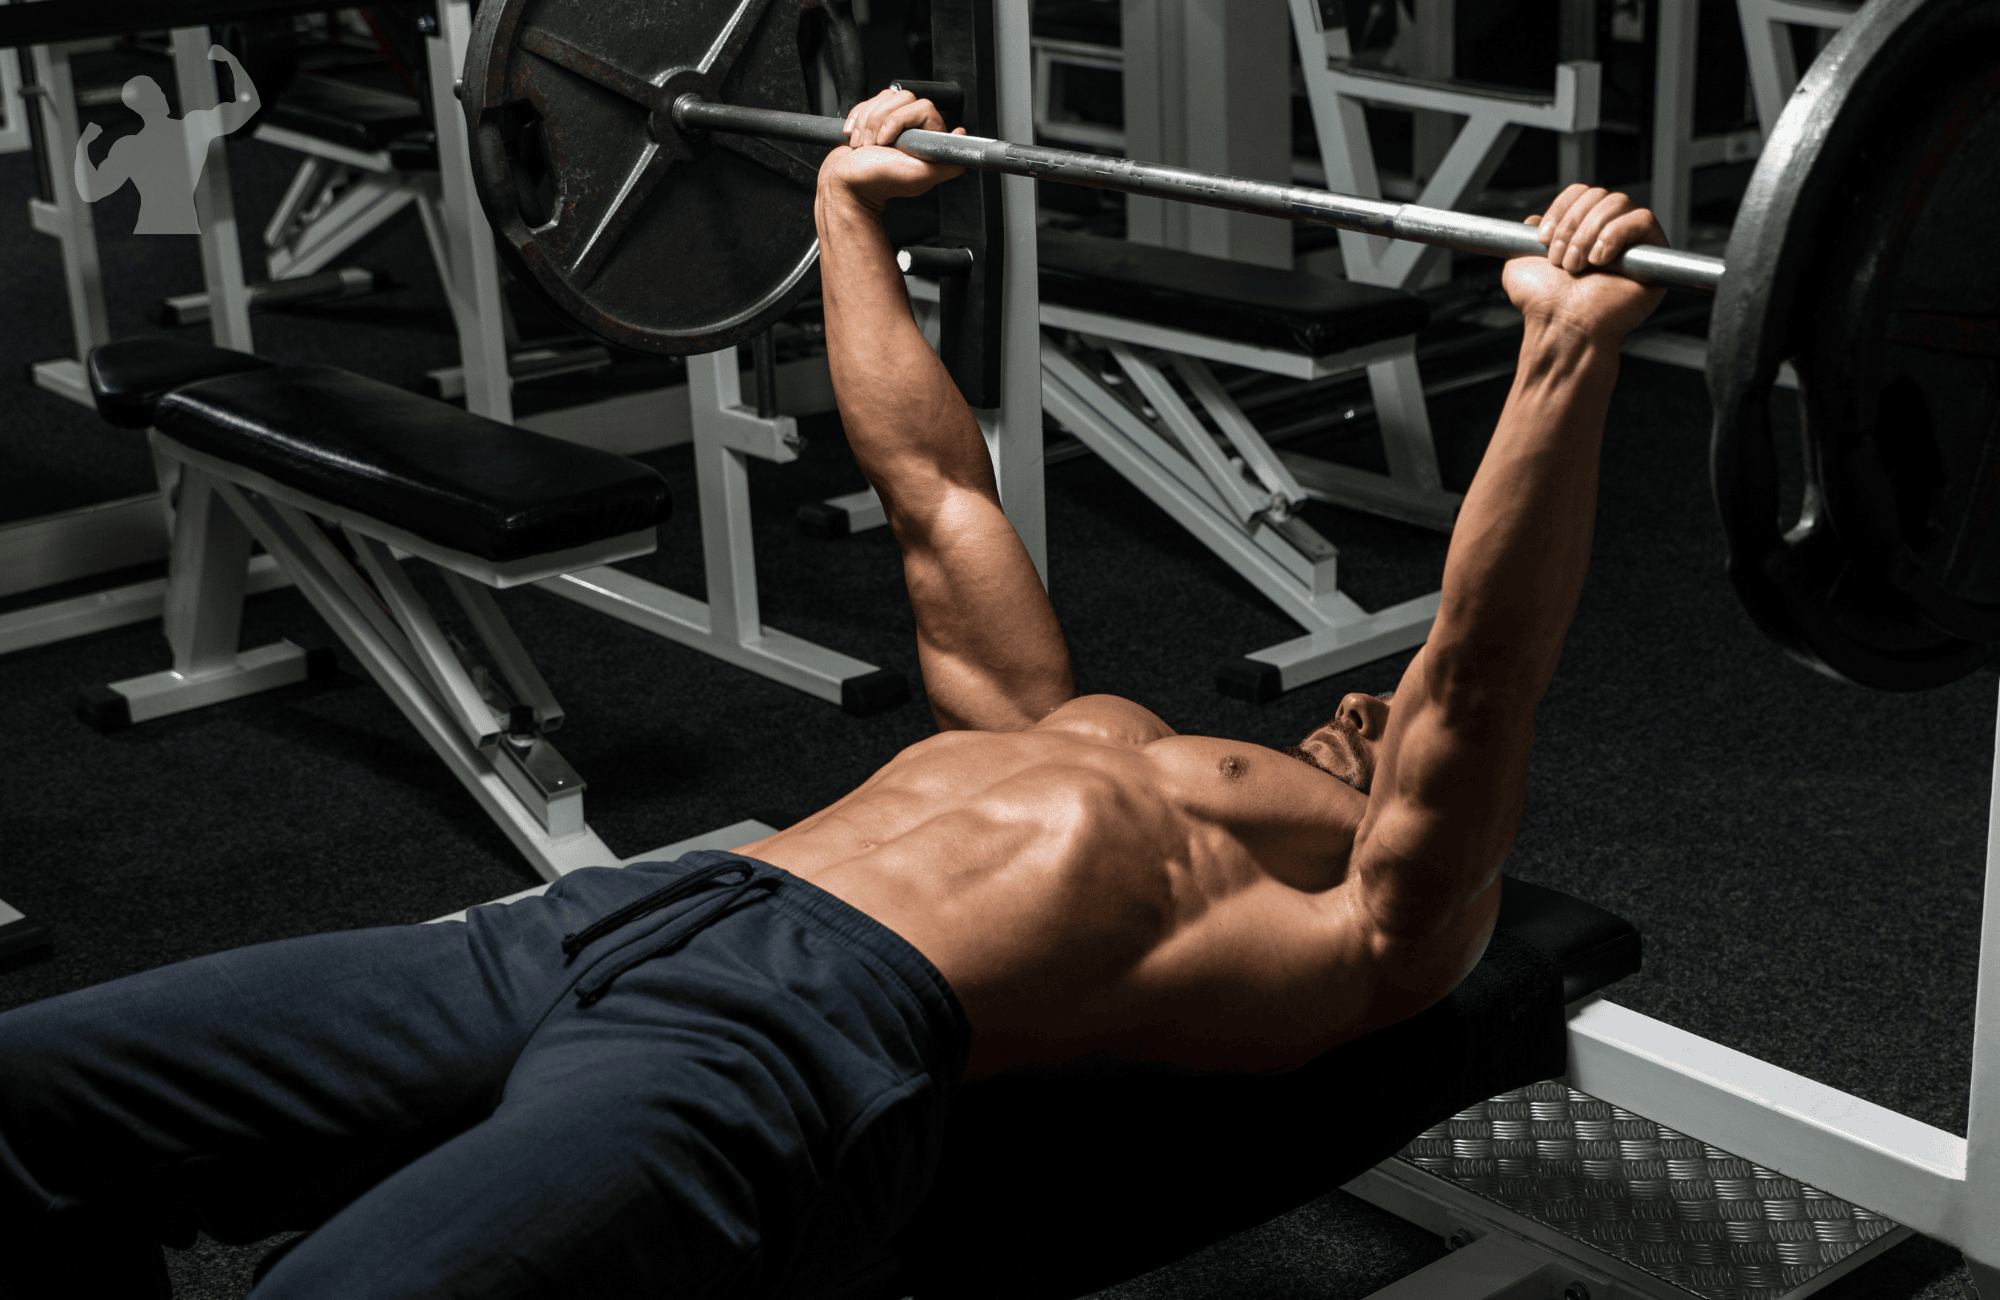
1428, 320, 1621, 710
815, 191, 992, 507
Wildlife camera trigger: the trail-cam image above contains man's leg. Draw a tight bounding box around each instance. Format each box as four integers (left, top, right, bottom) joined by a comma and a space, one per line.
253, 863, 958, 1300
0, 863, 719, 1292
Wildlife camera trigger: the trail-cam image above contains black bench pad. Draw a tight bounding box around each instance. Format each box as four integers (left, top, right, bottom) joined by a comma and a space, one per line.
87, 338, 274, 429
890, 878, 1638, 1300
1038, 227, 1431, 357
1498, 877, 1642, 1004
262, 73, 426, 153
155, 365, 670, 563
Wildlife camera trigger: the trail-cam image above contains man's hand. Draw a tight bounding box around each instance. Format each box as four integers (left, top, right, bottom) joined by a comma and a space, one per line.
817, 88, 966, 213
1503, 185, 1668, 343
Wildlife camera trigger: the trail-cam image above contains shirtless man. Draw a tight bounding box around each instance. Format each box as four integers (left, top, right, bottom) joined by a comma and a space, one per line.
0, 90, 1663, 1300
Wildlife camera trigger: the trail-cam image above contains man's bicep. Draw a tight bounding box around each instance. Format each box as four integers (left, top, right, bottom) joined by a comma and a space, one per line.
898, 490, 1076, 732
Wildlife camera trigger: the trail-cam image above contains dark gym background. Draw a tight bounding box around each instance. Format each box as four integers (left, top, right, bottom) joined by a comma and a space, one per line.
0, 4, 1984, 1298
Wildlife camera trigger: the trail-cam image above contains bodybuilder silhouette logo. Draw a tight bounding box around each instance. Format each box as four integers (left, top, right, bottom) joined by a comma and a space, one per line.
72, 46, 259, 234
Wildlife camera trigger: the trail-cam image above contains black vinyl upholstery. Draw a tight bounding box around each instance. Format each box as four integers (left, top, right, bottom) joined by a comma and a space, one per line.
1497, 876, 1643, 1004
1038, 227, 1431, 356
261, 73, 426, 153
890, 879, 1638, 1300
86, 338, 275, 429
155, 365, 670, 563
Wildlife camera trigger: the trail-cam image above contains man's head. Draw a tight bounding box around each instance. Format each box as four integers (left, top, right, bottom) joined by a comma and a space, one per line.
121, 76, 170, 122
1285, 691, 1392, 794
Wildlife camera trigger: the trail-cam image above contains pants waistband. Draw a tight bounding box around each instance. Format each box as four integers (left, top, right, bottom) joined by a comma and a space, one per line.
614, 850, 972, 1084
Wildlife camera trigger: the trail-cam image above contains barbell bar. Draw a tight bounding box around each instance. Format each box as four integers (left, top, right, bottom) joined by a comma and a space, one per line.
671, 94, 1727, 295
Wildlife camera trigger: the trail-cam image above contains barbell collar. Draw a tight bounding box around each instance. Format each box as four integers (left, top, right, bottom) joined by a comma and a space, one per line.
674, 100, 1727, 294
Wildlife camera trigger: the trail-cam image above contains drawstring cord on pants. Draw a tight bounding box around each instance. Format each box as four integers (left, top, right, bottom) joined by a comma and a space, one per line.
562, 861, 781, 1006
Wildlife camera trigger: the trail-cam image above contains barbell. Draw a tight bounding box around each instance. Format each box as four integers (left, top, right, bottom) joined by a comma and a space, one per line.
668, 95, 1727, 294
462, 0, 2000, 694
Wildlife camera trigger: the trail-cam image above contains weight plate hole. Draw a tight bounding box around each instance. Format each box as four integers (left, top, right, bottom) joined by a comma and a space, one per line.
499, 98, 560, 231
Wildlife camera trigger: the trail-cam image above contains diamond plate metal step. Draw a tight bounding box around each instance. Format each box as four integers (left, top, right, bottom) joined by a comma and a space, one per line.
1349, 1081, 1910, 1300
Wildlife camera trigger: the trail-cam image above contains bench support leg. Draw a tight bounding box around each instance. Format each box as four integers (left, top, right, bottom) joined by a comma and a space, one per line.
541, 351, 909, 717
200, 480, 618, 880
81, 469, 321, 731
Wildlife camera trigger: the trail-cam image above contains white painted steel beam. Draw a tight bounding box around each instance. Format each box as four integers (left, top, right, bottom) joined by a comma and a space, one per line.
212, 481, 619, 880
0, 557, 289, 657
1565, 996, 1965, 1240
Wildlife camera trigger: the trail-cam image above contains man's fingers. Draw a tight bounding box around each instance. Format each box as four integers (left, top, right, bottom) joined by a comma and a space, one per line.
847, 88, 917, 148
1590, 208, 1667, 265
870, 98, 948, 150
1565, 192, 1632, 272
1536, 183, 1590, 244
1547, 186, 1608, 271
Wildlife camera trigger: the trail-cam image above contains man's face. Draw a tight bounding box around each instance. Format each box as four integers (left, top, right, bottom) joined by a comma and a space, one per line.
1285, 691, 1393, 794
123, 76, 169, 120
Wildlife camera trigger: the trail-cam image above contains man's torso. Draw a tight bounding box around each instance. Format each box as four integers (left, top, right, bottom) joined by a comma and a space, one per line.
741, 696, 1497, 1079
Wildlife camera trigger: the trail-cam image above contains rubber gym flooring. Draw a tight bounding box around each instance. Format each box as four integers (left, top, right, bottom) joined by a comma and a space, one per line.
0, 132, 1986, 1299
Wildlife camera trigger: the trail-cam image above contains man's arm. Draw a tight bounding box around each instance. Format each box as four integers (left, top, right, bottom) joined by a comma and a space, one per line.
73, 124, 128, 202
816, 90, 1076, 732
1355, 186, 1667, 963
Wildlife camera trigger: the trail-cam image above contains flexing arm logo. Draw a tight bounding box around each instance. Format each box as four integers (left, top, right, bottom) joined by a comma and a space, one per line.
73, 46, 260, 234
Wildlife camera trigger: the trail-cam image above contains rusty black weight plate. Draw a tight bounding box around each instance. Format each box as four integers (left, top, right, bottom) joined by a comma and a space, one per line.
462, 0, 834, 355
1709, 0, 2000, 691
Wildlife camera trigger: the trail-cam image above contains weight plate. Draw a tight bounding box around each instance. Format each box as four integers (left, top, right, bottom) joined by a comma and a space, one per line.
1709, 0, 2000, 691
462, 0, 832, 355
1802, 29, 2000, 642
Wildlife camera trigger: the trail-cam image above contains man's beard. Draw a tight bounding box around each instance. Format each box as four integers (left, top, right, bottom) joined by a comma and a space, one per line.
1282, 715, 1372, 793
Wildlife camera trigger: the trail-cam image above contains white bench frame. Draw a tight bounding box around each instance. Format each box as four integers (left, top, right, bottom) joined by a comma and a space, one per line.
127, 422, 660, 881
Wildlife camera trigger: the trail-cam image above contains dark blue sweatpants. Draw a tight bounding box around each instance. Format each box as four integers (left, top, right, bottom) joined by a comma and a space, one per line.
0, 851, 968, 1299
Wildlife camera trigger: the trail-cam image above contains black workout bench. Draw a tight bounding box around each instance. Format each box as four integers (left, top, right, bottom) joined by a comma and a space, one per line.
82, 338, 668, 880
890, 876, 1639, 1300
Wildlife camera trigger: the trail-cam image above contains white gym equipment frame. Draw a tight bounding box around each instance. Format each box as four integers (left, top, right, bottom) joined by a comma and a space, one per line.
534, 350, 897, 710
0, 29, 287, 661
1287, 0, 1603, 295
1294, 1, 1601, 547
142, 420, 655, 881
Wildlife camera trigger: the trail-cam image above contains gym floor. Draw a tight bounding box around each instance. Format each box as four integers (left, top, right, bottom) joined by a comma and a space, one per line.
0, 126, 1987, 1300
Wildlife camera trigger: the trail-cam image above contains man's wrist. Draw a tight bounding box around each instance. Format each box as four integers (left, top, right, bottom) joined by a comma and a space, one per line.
1515, 314, 1620, 391
816, 180, 886, 224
